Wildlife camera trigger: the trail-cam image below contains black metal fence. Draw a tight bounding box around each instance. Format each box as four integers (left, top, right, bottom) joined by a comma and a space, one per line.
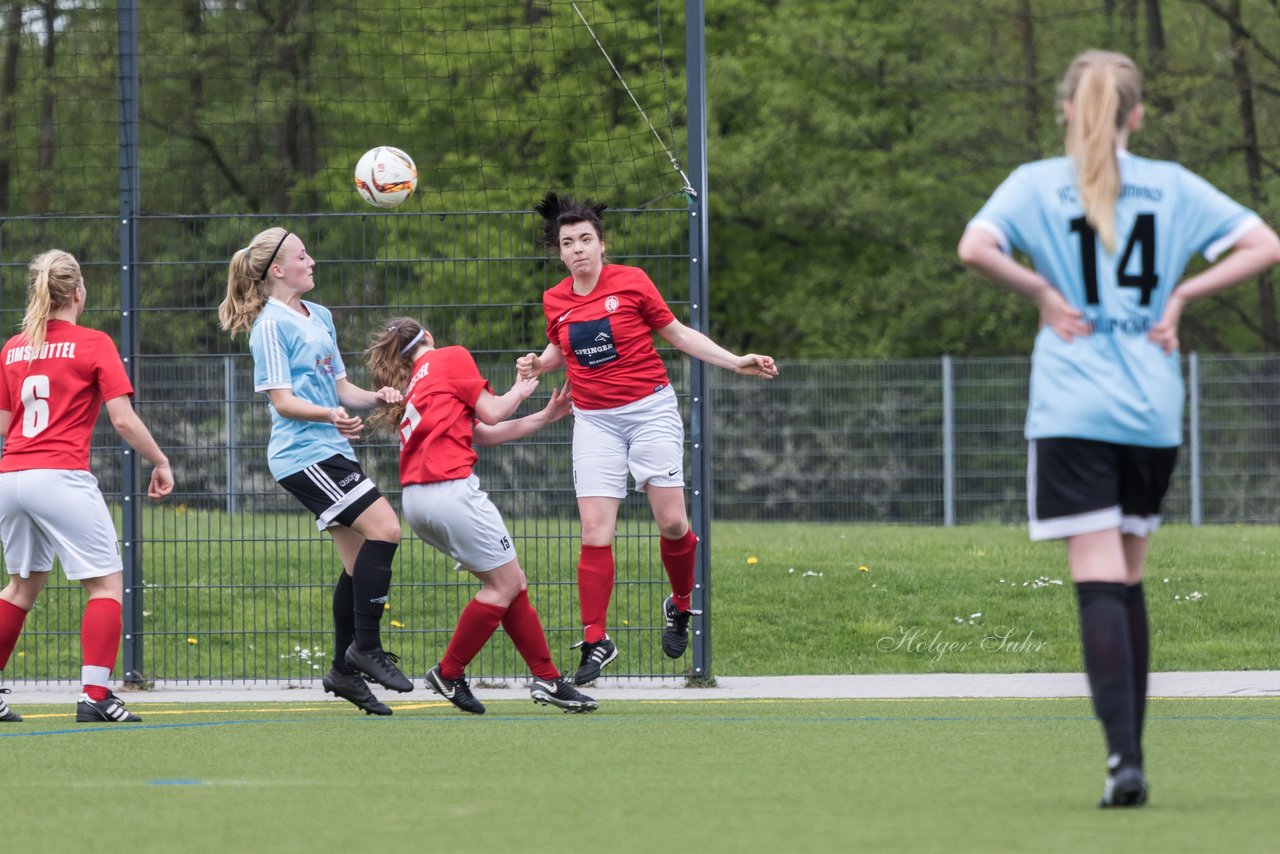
712, 356, 1280, 525
0, 207, 703, 684
0, 0, 718, 684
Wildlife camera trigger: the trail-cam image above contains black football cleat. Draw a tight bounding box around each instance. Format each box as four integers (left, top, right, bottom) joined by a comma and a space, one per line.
570, 636, 618, 686
344, 642, 413, 693
323, 667, 392, 715
0, 688, 21, 722
1099, 760, 1148, 808
661, 596, 702, 659
529, 675, 598, 714
76, 691, 141, 723
426, 664, 485, 715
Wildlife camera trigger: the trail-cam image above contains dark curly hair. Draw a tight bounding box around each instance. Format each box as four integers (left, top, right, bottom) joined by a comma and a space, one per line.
535, 191, 608, 250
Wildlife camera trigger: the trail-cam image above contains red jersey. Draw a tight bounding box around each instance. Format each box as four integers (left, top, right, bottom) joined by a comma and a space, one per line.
398, 345, 492, 485
542, 264, 676, 410
0, 321, 133, 472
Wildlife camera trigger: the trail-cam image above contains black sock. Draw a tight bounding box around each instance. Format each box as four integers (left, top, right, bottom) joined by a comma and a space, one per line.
332, 571, 356, 673
1126, 582, 1150, 765
1075, 581, 1140, 769
352, 540, 398, 650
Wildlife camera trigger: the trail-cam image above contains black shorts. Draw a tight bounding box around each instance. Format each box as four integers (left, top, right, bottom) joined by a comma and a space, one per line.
1027, 438, 1178, 541
278, 455, 383, 530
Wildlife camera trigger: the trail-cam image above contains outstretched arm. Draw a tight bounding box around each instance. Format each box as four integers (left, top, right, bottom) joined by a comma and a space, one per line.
474, 383, 572, 447
336, 376, 403, 410
267, 387, 364, 440
473, 375, 540, 426
655, 319, 778, 378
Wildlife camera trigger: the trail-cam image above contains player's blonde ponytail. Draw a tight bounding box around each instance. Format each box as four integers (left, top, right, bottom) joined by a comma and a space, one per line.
366, 317, 429, 431
23, 250, 82, 361
219, 226, 289, 337
1059, 50, 1142, 254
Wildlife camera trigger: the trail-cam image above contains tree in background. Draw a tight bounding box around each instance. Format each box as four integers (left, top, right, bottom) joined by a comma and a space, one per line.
0, 0, 1275, 357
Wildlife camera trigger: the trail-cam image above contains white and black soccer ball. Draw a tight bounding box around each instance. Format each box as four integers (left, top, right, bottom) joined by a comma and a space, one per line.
354, 146, 418, 208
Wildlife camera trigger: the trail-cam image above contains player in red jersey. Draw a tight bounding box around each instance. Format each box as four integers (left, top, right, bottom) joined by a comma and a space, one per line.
518, 193, 778, 684
0, 250, 173, 724
367, 318, 597, 714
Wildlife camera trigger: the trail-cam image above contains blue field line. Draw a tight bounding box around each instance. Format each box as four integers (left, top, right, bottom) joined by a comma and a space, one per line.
5, 710, 1279, 739
0, 719, 303, 738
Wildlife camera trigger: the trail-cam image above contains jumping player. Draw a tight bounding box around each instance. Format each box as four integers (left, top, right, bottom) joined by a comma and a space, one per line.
367, 318, 597, 714
958, 50, 1280, 806
518, 193, 778, 684
220, 227, 410, 715
0, 250, 174, 723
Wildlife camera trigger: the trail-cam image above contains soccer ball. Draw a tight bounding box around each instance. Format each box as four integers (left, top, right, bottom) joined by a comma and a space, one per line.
354, 146, 418, 208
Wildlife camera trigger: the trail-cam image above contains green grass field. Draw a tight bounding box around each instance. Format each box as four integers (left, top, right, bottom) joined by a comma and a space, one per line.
9, 520, 1280, 680
7, 522, 1278, 851
5, 697, 1278, 854
710, 522, 1280, 674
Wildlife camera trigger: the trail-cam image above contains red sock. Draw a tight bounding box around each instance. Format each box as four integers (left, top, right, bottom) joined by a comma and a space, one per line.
0, 598, 29, 670
661, 528, 698, 612
500, 590, 559, 680
439, 599, 506, 679
578, 545, 615, 644
81, 598, 122, 701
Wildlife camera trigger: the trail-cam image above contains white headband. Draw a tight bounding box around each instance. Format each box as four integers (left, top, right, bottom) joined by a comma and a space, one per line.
399, 329, 426, 356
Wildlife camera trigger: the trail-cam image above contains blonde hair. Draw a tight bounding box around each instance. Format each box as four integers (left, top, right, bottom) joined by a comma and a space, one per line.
365, 317, 428, 431
218, 227, 290, 337
23, 250, 83, 360
1059, 50, 1142, 253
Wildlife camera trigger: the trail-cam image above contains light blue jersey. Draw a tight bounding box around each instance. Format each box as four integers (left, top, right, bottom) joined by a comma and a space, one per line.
970, 153, 1259, 447
250, 297, 355, 479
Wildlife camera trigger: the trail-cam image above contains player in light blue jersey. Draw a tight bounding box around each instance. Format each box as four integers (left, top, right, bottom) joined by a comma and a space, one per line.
959, 50, 1280, 808
220, 227, 413, 715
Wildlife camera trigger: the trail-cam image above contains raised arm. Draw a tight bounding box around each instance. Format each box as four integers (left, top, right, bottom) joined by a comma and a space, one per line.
473, 375, 540, 426
516, 342, 565, 380
655, 318, 778, 378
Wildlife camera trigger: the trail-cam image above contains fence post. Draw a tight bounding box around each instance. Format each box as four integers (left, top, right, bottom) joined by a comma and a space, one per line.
686, 0, 712, 681
116, 0, 144, 685
225, 356, 240, 515
942, 354, 956, 527
1189, 351, 1202, 526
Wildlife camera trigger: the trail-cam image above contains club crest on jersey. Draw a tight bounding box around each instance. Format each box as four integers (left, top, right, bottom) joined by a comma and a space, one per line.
604, 295, 619, 313
568, 317, 619, 368
314, 353, 336, 375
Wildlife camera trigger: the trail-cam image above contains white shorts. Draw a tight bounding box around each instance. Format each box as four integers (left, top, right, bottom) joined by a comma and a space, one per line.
0, 469, 123, 580
572, 384, 685, 499
401, 475, 516, 573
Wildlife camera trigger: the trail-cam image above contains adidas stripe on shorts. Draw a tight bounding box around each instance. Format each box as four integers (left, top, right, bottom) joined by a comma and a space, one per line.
0, 469, 123, 580
401, 474, 515, 573
572, 384, 684, 499
278, 454, 382, 530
